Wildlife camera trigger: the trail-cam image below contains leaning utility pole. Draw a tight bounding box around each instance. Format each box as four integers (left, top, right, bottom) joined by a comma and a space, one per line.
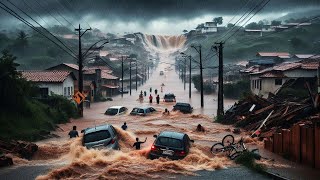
215, 42, 224, 116
75, 24, 91, 117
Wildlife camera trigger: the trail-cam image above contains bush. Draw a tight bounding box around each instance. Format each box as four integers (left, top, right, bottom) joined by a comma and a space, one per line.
224, 80, 250, 99
235, 151, 266, 173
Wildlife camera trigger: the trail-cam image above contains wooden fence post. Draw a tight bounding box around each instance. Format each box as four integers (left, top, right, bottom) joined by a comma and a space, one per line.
291, 124, 302, 162
282, 129, 291, 157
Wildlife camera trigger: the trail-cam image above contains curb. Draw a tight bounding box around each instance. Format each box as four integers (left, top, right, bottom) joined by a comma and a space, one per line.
264, 171, 291, 180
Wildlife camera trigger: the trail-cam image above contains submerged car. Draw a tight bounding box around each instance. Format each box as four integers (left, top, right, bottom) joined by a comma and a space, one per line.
173, 103, 193, 113
163, 93, 176, 102
149, 131, 194, 160
82, 124, 119, 150
105, 106, 127, 116
160, 71, 164, 75
130, 107, 157, 116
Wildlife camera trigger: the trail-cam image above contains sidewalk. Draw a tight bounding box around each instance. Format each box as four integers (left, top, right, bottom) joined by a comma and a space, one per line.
258, 147, 320, 180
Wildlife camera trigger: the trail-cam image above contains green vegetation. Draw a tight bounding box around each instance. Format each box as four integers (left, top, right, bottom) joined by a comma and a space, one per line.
235, 151, 266, 173
192, 75, 216, 93
224, 80, 250, 99
0, 50, 78, 141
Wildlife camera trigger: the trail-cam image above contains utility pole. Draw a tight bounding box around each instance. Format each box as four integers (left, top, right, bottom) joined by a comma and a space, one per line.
189, 55, 192, 98
129, 58, 132, 96
184, 58, 186, 90
75, 24, 91, 117
121, 56, 124, 97
135, 61, 138, 91
318, 60, 320, 94
215, 42, 224, 116
148, 65, 149, 79
191, 45, 204, 107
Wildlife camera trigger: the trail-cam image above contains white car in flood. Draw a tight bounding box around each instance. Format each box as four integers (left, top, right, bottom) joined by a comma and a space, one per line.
104, 106, 128, 116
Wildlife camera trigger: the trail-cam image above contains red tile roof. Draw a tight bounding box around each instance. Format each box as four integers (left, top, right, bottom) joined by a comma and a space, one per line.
257, 52, 290, 57
273, 62, 301, 71
21, 70, 74, 83
63, 63, 79, 70
260, 72, 287, 78
301, 62, 319, 70
101, 70, 118, 79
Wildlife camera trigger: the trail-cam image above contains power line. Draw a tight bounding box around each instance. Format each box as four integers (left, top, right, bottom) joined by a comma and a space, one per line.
62, 0, 91, 29
226, 15, 320, 47
215, 0, 259, 42
223, 0, 270, 43
0, 2, 77, 59
7, 0, 77, 56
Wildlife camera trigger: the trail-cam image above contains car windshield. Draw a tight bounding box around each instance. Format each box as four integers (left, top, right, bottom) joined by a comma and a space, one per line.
83, 130, 111, 143
156, 137, 182, 148
106, 108, 118, 115
164, 94, 175, 99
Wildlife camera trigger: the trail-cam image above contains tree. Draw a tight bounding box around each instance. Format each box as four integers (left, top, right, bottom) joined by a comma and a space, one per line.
271, 20, 282, 26
227, 23, 234, 28
183, 30, 188, 33
196, 23, 204, 29
258, 20, 265, 28
213, 17, 223, 25
245, 22, 260, 29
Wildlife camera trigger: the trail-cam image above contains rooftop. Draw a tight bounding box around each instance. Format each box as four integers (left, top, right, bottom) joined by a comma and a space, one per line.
257, 52, 290, 57
21, 70, 75, 83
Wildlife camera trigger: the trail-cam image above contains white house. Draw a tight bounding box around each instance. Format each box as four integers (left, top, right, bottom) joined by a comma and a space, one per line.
201, 22, 218, 33
21, 70, 76, 98
249, 60, 319, 97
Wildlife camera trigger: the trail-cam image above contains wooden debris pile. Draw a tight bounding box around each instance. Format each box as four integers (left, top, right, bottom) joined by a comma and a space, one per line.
223, 93, 320, 137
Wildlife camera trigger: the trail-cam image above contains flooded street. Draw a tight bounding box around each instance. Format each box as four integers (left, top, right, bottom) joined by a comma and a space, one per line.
0, 38, 265, 180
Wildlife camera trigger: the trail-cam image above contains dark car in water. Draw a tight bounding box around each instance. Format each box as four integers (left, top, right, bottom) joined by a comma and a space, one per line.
149, 131, 194, 160
173, 102, 193, 113
163, 93, 176, 102
130, 106, 157, 116
81, 124, 120, 150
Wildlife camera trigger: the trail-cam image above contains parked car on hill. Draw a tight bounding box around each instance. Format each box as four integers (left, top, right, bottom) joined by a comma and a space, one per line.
173, 102, 193, 113
149, 131, 194, 160
130, 107, 157, 116
105, 106, 127, 116
81, 124, 119, 150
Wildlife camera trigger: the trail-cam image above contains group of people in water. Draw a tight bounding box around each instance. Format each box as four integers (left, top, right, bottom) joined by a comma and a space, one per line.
139, 87, 161, 104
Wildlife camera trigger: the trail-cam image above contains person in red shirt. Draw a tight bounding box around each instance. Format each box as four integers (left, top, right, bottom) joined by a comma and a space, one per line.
149, 94, 153, 103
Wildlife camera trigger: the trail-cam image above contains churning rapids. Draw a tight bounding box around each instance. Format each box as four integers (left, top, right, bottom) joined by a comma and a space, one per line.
6, 34, 257, 179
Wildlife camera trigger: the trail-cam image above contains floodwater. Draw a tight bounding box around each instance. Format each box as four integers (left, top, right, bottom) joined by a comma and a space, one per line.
9, 36, 246, 179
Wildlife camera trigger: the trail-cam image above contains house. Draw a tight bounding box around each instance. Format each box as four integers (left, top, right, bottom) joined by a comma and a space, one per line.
292, 54, 315, 60
249, 60, 319, 97
248, 59, 275, 67
21, 70, 76, 98
201, 22, 218, 33
47, 63, 80, 87
101, 70, 119, 97
256, 52, 291, 64
244, 29, 262, 35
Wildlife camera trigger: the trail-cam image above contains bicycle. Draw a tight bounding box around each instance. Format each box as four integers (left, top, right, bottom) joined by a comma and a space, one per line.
210, 134, 248, 160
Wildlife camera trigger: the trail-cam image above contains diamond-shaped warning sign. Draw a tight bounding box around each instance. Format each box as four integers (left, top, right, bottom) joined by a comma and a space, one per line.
73, 91, 85, 104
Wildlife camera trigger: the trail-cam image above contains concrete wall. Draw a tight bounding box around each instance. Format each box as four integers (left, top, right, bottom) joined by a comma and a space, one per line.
36, 75, 74, 98
284, 69, 317, 78
250, 75, 286, 97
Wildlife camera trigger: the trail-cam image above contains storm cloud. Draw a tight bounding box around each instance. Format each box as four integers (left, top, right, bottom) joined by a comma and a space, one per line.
1, 0, 320, 34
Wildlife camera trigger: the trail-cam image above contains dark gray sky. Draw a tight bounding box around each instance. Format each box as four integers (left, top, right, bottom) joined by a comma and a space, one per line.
1, 0, 319, 34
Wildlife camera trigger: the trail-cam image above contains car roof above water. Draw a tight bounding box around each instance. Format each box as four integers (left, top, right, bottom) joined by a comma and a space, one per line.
83, 124, 112, 134
175, 102, 191, 106
159, 131, 185, 140
108, 106, 124, 109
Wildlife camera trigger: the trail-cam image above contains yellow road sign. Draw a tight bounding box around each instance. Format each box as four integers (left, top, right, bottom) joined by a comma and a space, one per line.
73, 91, 85, 104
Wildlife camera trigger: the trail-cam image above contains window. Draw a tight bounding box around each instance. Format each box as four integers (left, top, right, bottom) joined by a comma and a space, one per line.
64, 87, 67, 96
68, 87, 70, 96
83, 130, 111, 143
40, 88, 49, 98
275, 79, 282, 85
259, 80, 262, 90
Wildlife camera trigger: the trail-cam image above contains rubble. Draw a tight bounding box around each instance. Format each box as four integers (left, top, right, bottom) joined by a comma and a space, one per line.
0, 139, 38, 160
223, 92, 320, 138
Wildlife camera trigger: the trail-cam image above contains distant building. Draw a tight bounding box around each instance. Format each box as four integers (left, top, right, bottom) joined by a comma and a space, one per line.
256, 52, 291, 64
21, 70, 76, 98
201, 22, 218, 33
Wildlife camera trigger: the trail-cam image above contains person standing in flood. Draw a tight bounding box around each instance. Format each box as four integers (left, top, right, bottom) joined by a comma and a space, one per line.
121, 122, 127, 130
150, 87, 152, 93
149, 94, 153, 103
144, 91, 147, 96
155, 89, 158, 94
156, 95, 160, 104
68, 126, 79, 138
133, 137, 147, 150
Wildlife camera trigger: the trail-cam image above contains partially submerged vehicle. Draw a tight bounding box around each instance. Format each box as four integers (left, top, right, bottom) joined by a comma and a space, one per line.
82, 124, 119, 150
173, 102, 193, 113
163, 93, 176, 102
130, 107, 157, 116
105, 106, 128, 116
